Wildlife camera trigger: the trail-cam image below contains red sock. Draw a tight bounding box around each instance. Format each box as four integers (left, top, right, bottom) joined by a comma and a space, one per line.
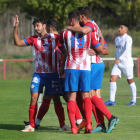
75, 103, 82, 120
96, 98, 104, 124
29, 104, 37, 128
37, 99, 51, 120
92, 103, 98, 123
54, 102, 65, 128
91, 96, 112, 120
67, 100, 77, 129
76, 92, 85, 119
83, 97, 92, 124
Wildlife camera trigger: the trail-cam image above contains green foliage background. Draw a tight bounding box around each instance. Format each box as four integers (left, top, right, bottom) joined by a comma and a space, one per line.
0, 0, 140, 29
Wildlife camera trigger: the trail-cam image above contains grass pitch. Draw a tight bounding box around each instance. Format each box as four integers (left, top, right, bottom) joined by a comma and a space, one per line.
0, 77, 140, 140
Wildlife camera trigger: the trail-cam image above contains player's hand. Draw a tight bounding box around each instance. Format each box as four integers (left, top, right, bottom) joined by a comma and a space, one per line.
63, 27, 68, 31
13, 15, 19, 28
59, 65, 65, 76
114, 59, 121, 64
87, 49, 96, 56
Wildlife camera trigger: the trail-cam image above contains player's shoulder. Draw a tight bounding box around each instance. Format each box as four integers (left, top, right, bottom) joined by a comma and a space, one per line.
86, 20, 97, 25
28, 35, 38, 39
126, 34, 132, 40
115, 36, 119, 41
49, 33, 60, 40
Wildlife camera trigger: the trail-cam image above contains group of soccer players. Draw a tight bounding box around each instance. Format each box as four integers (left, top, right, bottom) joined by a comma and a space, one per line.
13, 6, 119, 134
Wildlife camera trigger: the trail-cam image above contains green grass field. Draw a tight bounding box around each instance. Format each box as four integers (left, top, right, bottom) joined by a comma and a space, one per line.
0, 77, 140, 140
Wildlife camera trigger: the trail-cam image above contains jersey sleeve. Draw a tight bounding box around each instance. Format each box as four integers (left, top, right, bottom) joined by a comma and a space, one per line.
104, 40, 107, 46
84, 22, 94, 31
58, 31, 65, 50
90, 32, 100, 48
24, 36, 35, 46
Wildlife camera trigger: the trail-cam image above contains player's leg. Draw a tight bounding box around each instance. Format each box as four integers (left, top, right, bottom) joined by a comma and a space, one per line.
52, 94, 71, 131
123, 66, 137, 106
76, 91, 86, 130
60, 77, 82, 126
21, 73, 43, 132
104, 64, 121, 106
65, 69, 80, 134
35, 72, 60, 128
91, 95, 119, 133
67, 91, 78, 133
90, 63, 106, 132
35, 94, 51, 128
79, 70, 92, 133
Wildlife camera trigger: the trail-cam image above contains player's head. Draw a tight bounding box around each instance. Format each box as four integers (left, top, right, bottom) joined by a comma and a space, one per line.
119, 24, 128, 36
32, 18, 47, 35
77, 6, 92, 25
67, 11, 80, 26
46, 19, 59, 34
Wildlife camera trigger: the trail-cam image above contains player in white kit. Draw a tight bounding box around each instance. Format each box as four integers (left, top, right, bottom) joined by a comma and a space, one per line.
104, 24, 137, 106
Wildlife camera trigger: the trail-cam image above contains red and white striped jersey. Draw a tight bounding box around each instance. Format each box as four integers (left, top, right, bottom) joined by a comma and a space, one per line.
84, 20, 107, 63
59, 31, 100, 71
24, 33, 59, 73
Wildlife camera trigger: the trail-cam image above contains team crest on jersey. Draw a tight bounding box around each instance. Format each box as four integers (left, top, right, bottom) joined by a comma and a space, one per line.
32, 77, 39, 83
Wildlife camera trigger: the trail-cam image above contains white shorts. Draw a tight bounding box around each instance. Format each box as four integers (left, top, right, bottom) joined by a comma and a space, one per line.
111, 64, 134, 79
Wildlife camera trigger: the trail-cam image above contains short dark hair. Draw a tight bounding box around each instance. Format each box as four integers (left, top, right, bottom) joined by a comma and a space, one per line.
77, 6, 92, 19
68, 11, 80, 21
121, 23, 129, 29
32, 18, 47, 26
46, 19, 59, 32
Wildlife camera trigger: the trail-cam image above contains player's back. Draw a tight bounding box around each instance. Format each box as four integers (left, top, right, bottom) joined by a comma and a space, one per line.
62, 31, 91, 70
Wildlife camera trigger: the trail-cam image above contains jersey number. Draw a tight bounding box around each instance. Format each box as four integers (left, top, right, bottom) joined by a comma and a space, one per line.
70, 35, 84, 48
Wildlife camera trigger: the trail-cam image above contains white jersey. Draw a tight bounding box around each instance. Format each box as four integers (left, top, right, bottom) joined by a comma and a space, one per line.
115, 33, 134, 67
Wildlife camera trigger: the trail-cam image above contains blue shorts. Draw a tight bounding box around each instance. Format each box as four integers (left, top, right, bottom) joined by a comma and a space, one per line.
59, 78, 68, 95
90, 62, 105, 90
30, 73, 60, 95
65, 69, 90, 92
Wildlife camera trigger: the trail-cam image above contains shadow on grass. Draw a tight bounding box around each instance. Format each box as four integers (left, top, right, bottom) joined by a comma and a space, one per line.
0, 124, 70, 133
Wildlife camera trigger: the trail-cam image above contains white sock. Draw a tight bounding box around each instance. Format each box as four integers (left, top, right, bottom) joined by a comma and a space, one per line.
129, 82, 137, 103
35, 118, 41, 125
110, 82, 117, 102
76, 119, 82, 125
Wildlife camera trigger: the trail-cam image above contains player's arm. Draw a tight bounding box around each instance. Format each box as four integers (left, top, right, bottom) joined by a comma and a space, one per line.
59, 47, 67, 76
66, 26, 92, 34
13, 15, 27, 46
91, 32, 109, 55
58, 31, 67, 76
98, 30, 109, 55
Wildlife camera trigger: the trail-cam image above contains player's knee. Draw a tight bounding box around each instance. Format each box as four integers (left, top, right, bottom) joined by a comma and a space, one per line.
52, 95, 61, 103
110, 77, 116, 82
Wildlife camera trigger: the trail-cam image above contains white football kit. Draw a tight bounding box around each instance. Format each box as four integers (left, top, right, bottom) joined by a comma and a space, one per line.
111, 33, 134, 79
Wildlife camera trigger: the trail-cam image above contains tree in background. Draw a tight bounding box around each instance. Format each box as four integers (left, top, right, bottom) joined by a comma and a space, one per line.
21, 0, 90, 29
88, 0, 140, 30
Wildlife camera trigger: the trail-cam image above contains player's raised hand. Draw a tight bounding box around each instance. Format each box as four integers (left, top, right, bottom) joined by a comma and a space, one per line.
13, 15, 19, 28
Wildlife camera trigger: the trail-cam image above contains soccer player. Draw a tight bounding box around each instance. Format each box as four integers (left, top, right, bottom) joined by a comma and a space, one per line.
33, 19, 81, 129
104, 24, 137, 106
13, 16, 68, 132
59, 11, 111, 134
66, 6, 108, 132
